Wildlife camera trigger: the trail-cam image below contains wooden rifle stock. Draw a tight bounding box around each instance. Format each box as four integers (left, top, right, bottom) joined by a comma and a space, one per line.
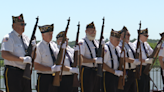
53, 17, 70, 86
60, 50, 66, 81
23, 17, 39, 80
118, 28, 127, 90
72, 22, 80, 87
97, 17, 105, 77
143, 32, 164, 75
30, 47, 37, 75
135, 21, 142, 79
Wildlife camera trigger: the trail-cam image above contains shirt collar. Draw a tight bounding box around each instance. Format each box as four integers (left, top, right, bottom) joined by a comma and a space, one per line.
13, 30, 21, 37
109, 41, 116, 49
42, 40, 50, 45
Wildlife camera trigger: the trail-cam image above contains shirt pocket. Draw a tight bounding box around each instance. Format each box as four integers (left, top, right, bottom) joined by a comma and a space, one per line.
41, 53, 49, 62
14, 44, 24, 54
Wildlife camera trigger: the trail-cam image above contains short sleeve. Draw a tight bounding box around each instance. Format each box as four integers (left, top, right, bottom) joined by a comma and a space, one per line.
79, 40, 85, 56
1, 35, 14, 52
34, 47, 42, 64
159, 43, 164, 57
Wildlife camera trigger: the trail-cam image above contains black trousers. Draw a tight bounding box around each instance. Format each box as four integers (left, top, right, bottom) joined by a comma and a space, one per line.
3, 65, 31, 92
37, 73, 58, 92
102, 71, 119, 92
118, 69, 137, 92
58, 75, 78, 92
137, 66, 150, 92
81, 66, 101, 92
160, 68, 164, 91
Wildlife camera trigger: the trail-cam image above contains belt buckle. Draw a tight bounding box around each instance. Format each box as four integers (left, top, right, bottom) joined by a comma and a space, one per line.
52, 73, 55, 76
133, 70, 136, 72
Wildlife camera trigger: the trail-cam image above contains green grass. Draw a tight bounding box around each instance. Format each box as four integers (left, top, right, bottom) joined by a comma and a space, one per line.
0, 59, 4, 67
152, 58, 160, 67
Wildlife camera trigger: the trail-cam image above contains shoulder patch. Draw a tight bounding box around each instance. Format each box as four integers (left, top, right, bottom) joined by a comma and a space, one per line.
79, 42, 83, 45
161, 47, 163, 49
3, 37, 9, 42
104, 49, 107, 53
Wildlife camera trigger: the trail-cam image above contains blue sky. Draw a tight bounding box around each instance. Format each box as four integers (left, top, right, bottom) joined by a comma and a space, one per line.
0, 0, 164, 42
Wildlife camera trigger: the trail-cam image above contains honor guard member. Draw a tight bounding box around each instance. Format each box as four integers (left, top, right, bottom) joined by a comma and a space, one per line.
103, 29, 123, 92
158, 35, 164, 90
56, 31, 79, 92
1, 14, 32, 92
79, 22, 102, 92
34, 24, 66, 92
133, 28, 153, 92
119, 26, 141, 92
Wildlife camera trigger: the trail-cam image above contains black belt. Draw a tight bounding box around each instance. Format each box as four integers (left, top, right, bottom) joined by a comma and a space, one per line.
126, 68, 136, 72
5, 65, 23, 71
37, 73, 53, 76
82, 66, 97, 71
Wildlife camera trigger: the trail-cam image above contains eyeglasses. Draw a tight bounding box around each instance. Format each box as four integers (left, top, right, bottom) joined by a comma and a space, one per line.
20, 23, 26, 26
143, 34, 149, 37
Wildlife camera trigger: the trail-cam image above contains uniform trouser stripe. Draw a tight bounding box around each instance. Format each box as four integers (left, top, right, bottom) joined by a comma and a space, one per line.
37, 75, 41, 92
136, 79, 139, 92
81, 68, 84, 92
103, 72, 106, 92
5, 68, 9, 92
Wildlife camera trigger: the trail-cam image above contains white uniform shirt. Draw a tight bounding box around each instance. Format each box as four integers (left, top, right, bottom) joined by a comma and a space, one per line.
104, 41, 121, 70
119, 41, 136, 69
133, 40, 153, 65
1, 30, 29, 69
57, 45, 74, 75
79, 37, 99, 67
158, 42, 164, 61
35, 40, 59, 74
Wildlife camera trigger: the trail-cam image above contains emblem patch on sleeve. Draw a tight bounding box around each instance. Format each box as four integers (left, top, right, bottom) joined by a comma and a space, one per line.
104, 49, 107, 54
3, 37, 9, 42
161, 47, 163, 49
79, 42, 83, 45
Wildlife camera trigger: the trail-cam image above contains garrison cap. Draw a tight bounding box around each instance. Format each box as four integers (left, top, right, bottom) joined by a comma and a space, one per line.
140, 28, 148, 34
119, 26, 128, 34
56, 31, 65, 39
12, 14, 24, 23
86, 22, 95, 29
110, 29, 121, 38
38, 24, 54, 33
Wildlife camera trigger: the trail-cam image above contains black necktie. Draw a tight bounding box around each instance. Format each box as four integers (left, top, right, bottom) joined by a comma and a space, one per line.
49, 44, 56, 63
92, 40, 98, 55
124, 46, 131, 68
115, 48, 119, 63
65, 49, 73, 66
142, 43, 149, 58
20, 35, 27, 53
127, 44, 135, 58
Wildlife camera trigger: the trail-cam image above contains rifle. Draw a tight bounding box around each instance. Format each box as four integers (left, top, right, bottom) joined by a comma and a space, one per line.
23, 17, 39, 80
97, 17, 105, 77
30, 47, 36, 75
118, 28, 127, 90
135, 21, 142, 79
60, 49, 66, 81
72, 22, 80, 87
143, 32, 164, 75
53, 17, 70, 86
